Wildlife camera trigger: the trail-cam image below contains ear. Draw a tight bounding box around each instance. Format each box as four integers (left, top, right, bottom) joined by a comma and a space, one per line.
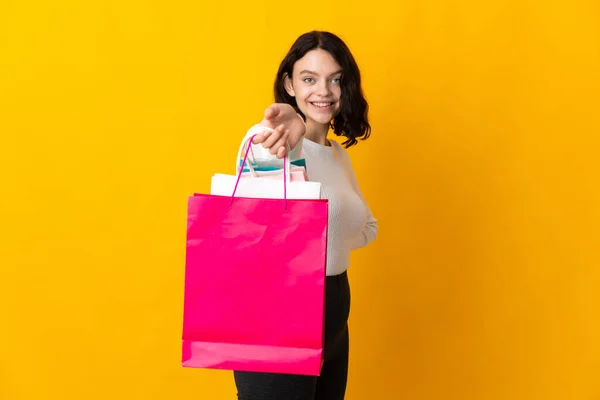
283, 73, 295, 97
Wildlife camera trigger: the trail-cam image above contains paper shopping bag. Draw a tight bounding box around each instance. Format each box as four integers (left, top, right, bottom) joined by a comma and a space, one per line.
213, 133, 320, 200
181, 133, 328, 376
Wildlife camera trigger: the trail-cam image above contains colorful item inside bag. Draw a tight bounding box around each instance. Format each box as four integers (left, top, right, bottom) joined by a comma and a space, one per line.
182, 132, 328, 376
241, 166, 307, 182
239, 158, 307, 172
213, 130, 320, 199
237, 129, 309, 182
236, 130, 309, 175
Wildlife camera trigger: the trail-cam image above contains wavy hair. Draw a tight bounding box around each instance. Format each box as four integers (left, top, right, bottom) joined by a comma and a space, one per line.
273, 31, 371, 148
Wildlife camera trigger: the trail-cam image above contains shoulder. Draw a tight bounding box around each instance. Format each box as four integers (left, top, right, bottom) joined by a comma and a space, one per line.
330, 139, 353, 163
329, 139, 345, 153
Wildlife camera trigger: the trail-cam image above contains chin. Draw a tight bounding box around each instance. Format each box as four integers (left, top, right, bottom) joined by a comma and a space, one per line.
307, 115, 333, 125
304, 110, 340, 126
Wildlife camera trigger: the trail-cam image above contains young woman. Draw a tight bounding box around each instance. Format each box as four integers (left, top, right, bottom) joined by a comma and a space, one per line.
234, 30, 378, 400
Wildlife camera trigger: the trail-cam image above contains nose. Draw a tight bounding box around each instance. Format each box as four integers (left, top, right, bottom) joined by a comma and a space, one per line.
316, 80, 332, 97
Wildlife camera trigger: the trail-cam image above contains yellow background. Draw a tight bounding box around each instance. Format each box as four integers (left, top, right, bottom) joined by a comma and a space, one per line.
1, 0, 599, 399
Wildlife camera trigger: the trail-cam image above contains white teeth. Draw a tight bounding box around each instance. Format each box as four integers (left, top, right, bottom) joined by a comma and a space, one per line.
312, 102, 332, 107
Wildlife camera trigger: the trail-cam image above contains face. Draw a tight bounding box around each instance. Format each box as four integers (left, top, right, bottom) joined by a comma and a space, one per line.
284, 48, 342, 126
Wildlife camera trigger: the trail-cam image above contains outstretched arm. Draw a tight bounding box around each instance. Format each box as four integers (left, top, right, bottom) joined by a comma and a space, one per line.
250, 103, 306, 159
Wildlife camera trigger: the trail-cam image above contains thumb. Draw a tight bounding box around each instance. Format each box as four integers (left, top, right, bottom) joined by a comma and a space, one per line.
264, 103, 284, 121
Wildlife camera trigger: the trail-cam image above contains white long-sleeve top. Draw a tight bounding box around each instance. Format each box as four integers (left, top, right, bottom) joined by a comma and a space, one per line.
245, 126, 378, 276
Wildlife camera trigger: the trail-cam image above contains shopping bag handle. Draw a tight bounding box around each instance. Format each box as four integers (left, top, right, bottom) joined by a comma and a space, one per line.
230, 133, 289, 209
235, 126, 291, 178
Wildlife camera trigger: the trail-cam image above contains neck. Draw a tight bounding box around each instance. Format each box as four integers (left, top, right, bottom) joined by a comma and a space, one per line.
304, 120, 330, 146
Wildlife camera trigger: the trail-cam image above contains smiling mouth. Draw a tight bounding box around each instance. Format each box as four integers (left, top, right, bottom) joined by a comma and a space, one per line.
310, 102, 334, 108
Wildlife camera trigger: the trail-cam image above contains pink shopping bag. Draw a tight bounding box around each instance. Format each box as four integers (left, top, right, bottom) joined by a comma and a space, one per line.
181, 134, 328, 376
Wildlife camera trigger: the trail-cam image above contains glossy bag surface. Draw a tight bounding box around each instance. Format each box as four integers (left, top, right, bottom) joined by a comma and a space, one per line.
181, 133, 328, 375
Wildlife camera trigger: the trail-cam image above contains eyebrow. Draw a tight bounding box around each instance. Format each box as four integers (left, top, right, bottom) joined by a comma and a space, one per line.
299, 69, 343, 76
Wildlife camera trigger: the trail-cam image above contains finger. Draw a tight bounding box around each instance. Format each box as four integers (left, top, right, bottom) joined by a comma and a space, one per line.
269, 130, 289, 156
261, 125, 285, 149
264, 103, 283, 121
276, 145, 287, 159
251, 127, 272, 144
252, 135, 264, 144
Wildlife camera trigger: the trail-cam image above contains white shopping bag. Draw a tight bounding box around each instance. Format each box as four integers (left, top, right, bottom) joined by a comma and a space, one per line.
211, 173, 321, 200
210, 128, 321, 200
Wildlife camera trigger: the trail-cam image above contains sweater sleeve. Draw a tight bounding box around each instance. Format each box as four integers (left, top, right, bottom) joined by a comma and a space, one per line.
343, 152, 379, 250
349, 183, 378, 249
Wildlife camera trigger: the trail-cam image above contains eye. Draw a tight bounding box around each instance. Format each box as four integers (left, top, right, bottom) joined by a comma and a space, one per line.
331, 77, 341, 84
303, 77, 315, 83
